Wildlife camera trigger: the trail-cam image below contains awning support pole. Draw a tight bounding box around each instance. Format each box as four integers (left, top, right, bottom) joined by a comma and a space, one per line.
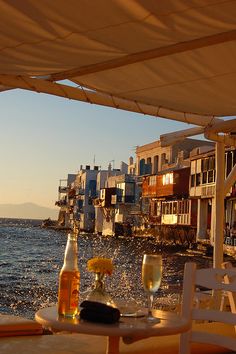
213, 142, 225, 268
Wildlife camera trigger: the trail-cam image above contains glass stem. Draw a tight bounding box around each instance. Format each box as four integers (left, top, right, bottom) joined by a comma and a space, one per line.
147, 293, 154, 318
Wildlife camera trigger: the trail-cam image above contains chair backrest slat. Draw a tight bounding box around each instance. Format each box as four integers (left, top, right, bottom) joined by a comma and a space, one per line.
192, 308, 236, 324
195, 268, 236, 292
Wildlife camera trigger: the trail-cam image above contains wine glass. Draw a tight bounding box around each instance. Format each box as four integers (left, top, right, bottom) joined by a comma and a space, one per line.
142, 254, 162, 322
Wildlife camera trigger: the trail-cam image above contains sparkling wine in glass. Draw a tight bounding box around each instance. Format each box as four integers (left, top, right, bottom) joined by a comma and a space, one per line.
142, 254, 162, 322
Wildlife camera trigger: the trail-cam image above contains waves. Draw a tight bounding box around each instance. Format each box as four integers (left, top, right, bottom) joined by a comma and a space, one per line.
0, 219, 214, 319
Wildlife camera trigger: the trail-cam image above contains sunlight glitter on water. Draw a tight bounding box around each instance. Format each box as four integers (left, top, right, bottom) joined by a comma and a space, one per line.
0, 219, 216, 319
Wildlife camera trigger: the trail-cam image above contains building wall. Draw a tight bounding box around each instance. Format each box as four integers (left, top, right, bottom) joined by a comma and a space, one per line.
74, 168, 98, 232
190, 146, 236, 242
136, 140, 172, 175
96, 170, 109, 191
135, 138, 214, 176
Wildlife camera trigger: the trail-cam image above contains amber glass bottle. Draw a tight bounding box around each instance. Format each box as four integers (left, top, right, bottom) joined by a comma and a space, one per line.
58, 231, 80, 317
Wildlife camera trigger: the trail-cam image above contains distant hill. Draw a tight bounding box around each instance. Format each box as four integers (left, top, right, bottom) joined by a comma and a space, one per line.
0, 202, 58, 220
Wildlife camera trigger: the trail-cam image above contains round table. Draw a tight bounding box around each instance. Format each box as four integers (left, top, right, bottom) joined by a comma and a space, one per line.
35, 306, 190, 354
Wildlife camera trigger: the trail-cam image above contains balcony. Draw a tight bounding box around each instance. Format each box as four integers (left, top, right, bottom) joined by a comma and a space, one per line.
201, 185, 215, 198
55, 200, 67, 207
117, 195, 135, 204
76, 188, 85, 195
58, 186, 68, 193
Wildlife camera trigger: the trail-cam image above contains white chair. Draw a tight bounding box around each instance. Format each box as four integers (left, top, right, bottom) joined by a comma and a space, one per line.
180, 262, 236, 354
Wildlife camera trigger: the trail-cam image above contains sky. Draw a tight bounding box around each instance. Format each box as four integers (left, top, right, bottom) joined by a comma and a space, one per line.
0, 88, 196, 211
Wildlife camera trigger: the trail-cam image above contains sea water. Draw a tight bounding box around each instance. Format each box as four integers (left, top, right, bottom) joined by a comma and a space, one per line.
0, 218, 229, 319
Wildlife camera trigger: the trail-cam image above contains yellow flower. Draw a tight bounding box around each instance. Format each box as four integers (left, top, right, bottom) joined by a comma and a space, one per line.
87, 257, 113, 276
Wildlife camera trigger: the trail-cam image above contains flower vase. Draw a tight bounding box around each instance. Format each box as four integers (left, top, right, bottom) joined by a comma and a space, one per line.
86, 272, 114, 306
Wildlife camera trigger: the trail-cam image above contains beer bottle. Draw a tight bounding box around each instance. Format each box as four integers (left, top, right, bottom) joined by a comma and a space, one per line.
58, 229, 80, 317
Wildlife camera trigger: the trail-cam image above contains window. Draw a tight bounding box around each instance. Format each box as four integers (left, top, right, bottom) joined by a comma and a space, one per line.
116, 184, 123, 203
191, 161, 196, 174
145, 162, 152, 174
190, 174, 195, 187
139, 159, 145, 175
161, 203, 165, 214
154, 155, 159, 174
201, 158, 209, 171
202, 171, 207, 184
149, 176, 156, 186
178, 200, 189, 214
162, 202, 169, 214
162, 172, 173, 185
196, 173, 201, 186
161, 153, 167, 164
209, 156, 215, 170
208, 170, 214, 183
196, 159, 202, 173
166, 203, 170, 214
173, 202, 177, 214
88, 180, 96, 198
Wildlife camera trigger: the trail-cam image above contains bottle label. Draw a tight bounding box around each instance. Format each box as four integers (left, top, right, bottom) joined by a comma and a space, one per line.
58, 270, 80, 317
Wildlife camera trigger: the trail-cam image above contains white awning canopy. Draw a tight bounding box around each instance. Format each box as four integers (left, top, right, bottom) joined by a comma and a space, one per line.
0, 0, 236, 133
